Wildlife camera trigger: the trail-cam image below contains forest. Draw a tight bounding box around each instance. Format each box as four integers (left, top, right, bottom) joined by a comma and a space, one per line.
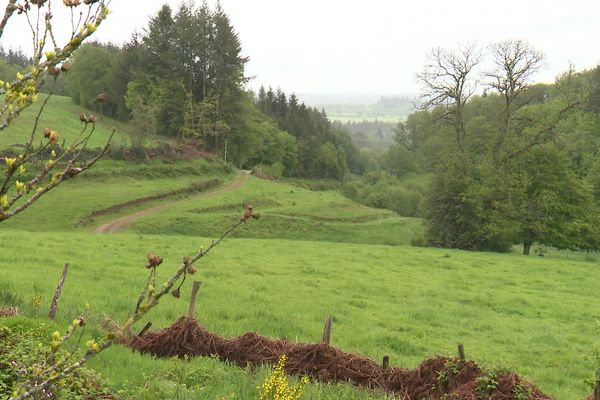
0, 2, 363, 181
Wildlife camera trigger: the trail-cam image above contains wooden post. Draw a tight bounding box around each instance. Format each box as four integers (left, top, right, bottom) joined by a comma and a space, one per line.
594, 369, 600, 400
383, 355, 389, 369
48, 263, 70, 320
322, 316, 332, 344
138, 322, 152, 337
187, 281, 202, 319
457, 343, 465, 361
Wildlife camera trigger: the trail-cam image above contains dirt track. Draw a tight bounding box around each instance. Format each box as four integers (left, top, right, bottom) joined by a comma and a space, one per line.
95, 170, 250, 234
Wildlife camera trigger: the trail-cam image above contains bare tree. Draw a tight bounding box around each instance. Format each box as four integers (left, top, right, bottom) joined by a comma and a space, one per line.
416, 44, 481, 167
485, 39, 545, 163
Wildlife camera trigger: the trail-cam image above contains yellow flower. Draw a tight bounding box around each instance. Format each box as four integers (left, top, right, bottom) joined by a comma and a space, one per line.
15, 180, 25, 192
86, 339, 100, 352
0, 195, 8, 209
45, 51, 56, 60
51, 331, 61, 340
18, 165, 25, 174
258, 355, 307, 400
4, 157, 16, 168
16, 72, 24, 81
51, 172, 61, 185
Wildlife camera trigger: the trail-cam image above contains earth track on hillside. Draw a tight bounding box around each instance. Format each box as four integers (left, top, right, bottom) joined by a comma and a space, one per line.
94, 170, 250, 234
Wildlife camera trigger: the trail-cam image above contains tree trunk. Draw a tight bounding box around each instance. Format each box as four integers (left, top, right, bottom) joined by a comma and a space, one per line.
523, 241, 532, 256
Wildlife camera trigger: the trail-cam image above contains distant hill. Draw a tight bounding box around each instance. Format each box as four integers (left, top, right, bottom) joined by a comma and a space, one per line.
298, 93, 418, 123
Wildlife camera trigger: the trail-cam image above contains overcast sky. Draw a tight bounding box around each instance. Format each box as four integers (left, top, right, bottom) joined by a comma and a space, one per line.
2, 0, 599, 97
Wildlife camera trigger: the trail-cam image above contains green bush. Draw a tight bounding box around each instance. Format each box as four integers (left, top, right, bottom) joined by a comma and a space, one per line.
0, 323, 112, 399
340, 172, 429, 218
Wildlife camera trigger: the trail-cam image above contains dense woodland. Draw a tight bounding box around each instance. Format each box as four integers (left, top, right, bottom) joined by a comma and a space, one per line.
393, 44, 600, 254
339, 44, 600, 254
9, 2, 363, 180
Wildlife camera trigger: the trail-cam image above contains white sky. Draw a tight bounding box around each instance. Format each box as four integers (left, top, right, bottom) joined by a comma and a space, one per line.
1, 0, 599, 97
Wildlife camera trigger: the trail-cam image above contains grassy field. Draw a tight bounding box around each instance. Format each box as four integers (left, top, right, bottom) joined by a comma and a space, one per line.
1, 159, 600, 399
1, 229, 600, 399
0, 95, 131, 150
124, 176, 422, 245
0, 159, 233, 232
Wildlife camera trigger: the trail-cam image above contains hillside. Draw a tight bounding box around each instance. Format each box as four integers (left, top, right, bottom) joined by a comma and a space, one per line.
1, 161, 599, 399
0, 95, 131, 151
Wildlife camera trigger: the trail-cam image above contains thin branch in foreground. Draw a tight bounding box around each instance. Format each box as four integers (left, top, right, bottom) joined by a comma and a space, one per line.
10, 212, 255, 400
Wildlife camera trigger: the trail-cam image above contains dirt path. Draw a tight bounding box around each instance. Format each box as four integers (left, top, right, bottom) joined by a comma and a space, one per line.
95, 170, 250, 234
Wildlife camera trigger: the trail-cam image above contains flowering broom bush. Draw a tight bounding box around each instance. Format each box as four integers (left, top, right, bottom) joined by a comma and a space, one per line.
258, 355, 309, 400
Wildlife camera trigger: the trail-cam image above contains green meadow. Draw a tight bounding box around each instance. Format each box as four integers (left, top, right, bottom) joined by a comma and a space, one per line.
0, 95, 131, 151
1, 159, 600, 399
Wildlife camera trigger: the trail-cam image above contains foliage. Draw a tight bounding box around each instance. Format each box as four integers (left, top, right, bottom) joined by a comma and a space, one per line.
124, 79, 158, 151
406, 41, 600, 252
436, 360, 459, 385
256, 86, 363, 179
0, 323, 112, 399
476, 368, 500, 397
64, 43, 121, 115
342, 171, 428, 218
67, 1, 248, 143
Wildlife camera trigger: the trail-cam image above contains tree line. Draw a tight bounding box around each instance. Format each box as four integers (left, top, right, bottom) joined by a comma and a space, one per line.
382, 41, 600, 254
35, 1, 362, 180
255, 86, 367, 178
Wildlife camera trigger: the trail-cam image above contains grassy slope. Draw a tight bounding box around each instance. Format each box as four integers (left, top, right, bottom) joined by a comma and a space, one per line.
0, 95, 130, 150
0, 157, 599, 398
1, 159, 233, 232
1, 230, 599, 399
126, 176, 422, 246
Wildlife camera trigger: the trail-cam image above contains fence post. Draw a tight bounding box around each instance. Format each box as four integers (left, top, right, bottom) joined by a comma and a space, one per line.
138, 322, 152, 337
457, 343, 465, 361
48, 263, 70, 320
383, 355, 389, 369
322, 316, 332, 344
188, 281, 202, 319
